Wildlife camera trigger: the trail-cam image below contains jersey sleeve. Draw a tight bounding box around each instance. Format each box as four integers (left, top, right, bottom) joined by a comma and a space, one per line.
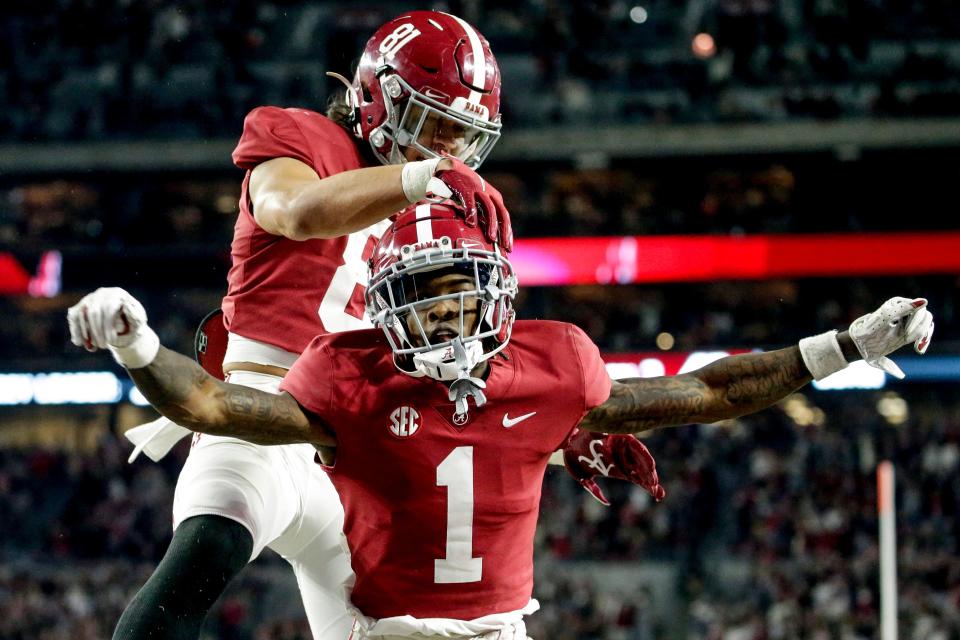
232, 106, 316, 170
568, 324, 613, 413
278, 336, 335, 425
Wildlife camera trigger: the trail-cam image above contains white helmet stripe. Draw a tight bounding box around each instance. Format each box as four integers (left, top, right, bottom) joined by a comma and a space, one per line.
444, 13, 485, 105
415, 203, 434, 244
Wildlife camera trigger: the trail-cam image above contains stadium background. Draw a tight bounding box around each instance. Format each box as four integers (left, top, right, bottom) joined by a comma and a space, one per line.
2, 1, 959, 638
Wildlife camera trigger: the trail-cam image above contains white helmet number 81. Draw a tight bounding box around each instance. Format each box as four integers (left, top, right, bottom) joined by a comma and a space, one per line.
380, 23, 421, 60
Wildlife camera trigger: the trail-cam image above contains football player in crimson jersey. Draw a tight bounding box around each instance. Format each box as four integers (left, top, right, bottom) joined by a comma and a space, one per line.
70, 203, 934, 639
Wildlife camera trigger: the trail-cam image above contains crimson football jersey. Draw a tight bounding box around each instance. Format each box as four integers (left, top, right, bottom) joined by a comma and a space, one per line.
223, 106, 391, 354
279, 320, 612, 621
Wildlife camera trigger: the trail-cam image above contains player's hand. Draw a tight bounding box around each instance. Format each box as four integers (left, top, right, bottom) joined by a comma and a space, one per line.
67, 287, 160, 368
849, 297, 934, 379
429, 156, 513, 251
68, 287, 148, 351
562, 429, 666, 506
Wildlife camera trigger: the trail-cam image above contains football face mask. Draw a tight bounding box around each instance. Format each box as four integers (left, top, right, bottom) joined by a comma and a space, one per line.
367, 236, 515, 381
366, 201, 517, 382
377, 75, 501, 167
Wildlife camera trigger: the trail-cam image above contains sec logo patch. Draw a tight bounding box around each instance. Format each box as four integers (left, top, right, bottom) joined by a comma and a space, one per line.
389, 406, 421, 438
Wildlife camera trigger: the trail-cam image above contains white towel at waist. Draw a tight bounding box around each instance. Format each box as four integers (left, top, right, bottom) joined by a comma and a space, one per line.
124, 417, 192, 463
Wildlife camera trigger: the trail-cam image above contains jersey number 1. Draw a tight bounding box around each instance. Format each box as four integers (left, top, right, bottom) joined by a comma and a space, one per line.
435, 446, 483, 584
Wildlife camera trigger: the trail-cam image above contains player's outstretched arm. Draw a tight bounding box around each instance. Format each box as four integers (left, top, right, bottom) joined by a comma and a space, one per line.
580, 296, 934, 435
66, 288, 332, 447
581, 344, 816, 434
127, 345, 323, 446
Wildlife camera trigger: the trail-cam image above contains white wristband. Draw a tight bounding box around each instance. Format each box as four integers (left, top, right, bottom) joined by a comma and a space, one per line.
401, 157, 444, 203
109, 326, 161, 369
798, 330, 849, 381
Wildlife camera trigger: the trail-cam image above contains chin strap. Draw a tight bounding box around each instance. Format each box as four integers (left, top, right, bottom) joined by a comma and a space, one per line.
447, 338, 487, 420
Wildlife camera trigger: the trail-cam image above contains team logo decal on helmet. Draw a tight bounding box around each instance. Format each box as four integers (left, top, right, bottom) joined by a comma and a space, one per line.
343, 11, 502, 169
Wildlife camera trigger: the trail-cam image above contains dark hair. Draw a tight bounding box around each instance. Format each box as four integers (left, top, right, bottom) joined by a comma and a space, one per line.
325, 89, 355, 132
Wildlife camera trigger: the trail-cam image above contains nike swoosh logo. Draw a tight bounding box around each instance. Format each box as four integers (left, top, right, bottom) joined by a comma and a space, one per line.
502, 412, 536, 428
424, 88, 449, 100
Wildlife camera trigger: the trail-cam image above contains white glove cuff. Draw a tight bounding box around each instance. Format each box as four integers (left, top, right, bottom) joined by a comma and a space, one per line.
401, 157, 444, 203
799, 330, 849, 381
109, 326, 161, 369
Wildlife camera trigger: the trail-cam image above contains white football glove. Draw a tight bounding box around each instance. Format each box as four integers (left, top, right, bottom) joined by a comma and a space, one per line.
849, 296, 934, 379
67, 287, 160, 368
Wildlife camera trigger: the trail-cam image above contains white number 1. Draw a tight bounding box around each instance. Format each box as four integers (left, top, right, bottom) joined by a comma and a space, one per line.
434, 446, 483, 584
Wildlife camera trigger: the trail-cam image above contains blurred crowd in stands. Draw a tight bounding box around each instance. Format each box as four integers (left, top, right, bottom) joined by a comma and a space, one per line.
2, 0, 960, 141
4, 150, 959, 251
2, 390, 958, 638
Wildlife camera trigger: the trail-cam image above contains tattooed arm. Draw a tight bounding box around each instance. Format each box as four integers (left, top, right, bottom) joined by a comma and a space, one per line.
127, 346, 334, 447
580, 332, 860, 435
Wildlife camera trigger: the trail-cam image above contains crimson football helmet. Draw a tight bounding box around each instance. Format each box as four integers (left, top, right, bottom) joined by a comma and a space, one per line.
366, 202, 516, 384
343, 10, 502, 168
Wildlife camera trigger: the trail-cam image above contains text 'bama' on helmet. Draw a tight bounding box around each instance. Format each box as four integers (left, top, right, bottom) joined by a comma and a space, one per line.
349, 11, 502, 169
365, 202, 517, 381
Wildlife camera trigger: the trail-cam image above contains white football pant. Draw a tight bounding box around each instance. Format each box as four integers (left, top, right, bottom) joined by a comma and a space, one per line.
172, 370, 353, 639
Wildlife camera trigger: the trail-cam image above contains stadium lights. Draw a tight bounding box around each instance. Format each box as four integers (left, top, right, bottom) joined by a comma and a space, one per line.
782, 394, 826, 427
629, 6, 648, 24
655, 332, 674, 350
0, 371, 123, 405
876, 392, 909, 425
692, 33, 716, 59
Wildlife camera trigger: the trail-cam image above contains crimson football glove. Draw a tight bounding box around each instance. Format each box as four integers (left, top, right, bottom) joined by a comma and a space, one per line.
431, 156, 513, 252
562, 429, 666, 506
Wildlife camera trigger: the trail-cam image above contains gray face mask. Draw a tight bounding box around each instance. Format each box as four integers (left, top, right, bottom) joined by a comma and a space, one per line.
373, 74, 501, 169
